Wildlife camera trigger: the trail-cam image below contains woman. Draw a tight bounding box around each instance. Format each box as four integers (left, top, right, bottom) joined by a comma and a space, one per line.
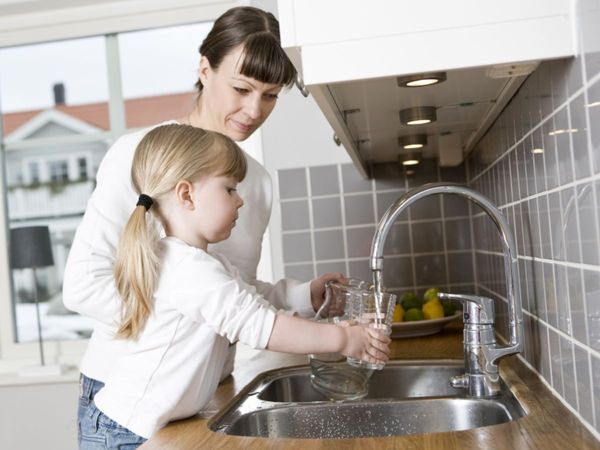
62, 6, 344, 444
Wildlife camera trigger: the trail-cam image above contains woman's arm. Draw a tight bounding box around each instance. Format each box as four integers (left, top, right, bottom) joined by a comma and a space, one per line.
266, 314, 391, 365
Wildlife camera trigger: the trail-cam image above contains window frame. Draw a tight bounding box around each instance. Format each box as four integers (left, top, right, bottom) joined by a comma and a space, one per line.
0, 0, 240, 371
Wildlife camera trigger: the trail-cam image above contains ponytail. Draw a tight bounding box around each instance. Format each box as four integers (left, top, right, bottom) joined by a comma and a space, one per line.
113, 124, 246, 340
114, 203, 160, 340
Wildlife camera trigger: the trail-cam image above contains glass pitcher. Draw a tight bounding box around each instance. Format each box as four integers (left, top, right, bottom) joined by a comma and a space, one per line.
308, 278, 374, 400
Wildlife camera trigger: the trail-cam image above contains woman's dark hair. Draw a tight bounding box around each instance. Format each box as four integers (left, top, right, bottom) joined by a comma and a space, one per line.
195, 6, 297, 92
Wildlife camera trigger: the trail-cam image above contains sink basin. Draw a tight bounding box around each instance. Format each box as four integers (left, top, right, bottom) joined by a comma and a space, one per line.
258, 360, 464, 402
209, 360, 526, 439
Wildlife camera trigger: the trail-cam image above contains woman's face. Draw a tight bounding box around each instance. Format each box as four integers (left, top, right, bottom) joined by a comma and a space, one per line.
197, 45, 283, 141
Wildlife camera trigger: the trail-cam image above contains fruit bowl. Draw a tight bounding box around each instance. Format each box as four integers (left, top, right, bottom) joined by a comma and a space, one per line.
391, 311, 462, 338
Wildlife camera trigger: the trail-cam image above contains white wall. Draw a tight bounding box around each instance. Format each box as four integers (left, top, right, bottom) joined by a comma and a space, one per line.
0, 381, 78, 450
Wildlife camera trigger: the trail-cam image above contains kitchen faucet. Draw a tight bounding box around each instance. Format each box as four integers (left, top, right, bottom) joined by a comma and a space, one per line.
370, 182, 523, 397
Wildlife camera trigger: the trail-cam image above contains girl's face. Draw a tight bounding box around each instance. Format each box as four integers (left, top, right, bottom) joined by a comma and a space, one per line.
189, 174, 244, 247
197, 45, 283, 141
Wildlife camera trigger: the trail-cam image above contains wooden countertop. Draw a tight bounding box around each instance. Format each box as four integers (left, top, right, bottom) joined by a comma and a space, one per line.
141, 322, 600, 449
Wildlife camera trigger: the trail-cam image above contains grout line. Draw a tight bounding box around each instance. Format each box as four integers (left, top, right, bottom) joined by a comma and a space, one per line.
304, 167, 317, 280
337, 164, 350, 277
473, 249, 600, 273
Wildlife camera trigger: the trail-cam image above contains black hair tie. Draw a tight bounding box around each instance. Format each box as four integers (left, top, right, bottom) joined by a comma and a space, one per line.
137, 194, 153, 211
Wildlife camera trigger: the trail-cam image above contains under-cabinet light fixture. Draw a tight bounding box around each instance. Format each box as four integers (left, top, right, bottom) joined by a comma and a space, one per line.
548, 128, 578, 136
399, 134, 427, 149
399, 154, 420, 166
397, 72, 447, 87
399, 106, 437, 126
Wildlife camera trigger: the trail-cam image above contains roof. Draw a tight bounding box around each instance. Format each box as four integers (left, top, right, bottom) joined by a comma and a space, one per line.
2, 91, 197, 136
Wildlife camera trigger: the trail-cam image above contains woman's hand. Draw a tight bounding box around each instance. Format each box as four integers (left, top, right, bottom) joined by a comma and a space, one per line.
309, 272, 347, 313
337, 321, 391, 365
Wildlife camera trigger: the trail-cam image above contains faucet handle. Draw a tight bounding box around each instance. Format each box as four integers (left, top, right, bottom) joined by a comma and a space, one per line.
438, 292, 495, 325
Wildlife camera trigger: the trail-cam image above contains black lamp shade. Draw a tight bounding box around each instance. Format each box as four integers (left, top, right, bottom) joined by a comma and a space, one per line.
10, 226, 54, 269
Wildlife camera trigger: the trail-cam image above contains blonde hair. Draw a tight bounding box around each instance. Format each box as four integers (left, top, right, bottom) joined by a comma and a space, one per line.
114, 124, 247, 340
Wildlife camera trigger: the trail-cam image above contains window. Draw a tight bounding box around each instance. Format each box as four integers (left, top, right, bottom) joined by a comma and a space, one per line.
28, 161, 40, 184
77, 157, 88, 179
0, 21, 212, 356
48, 160, 69, 182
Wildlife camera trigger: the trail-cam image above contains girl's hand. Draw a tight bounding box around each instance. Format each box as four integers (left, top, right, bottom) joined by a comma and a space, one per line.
337, 321, 391, 365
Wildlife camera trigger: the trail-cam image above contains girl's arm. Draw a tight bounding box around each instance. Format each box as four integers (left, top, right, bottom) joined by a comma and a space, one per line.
266, 314, 391, 365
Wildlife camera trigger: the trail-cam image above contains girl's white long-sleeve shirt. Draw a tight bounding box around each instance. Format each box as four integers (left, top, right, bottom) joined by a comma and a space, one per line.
62, 121, 312, 383
94, 237, 278, 439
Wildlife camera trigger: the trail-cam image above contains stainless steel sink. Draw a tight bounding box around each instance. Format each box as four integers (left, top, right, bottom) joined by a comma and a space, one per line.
209, 360, 526, 439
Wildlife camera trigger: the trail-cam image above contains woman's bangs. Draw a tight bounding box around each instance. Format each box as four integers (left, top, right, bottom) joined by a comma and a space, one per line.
239, 33, 296, 87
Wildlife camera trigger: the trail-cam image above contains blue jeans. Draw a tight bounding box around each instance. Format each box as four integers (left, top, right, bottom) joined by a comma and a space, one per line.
78, 374, 146, 450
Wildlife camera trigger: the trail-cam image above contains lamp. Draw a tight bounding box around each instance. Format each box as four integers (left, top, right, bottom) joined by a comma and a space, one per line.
397, 72, 447, 87
399, 134, 427, 149
399, 106, 437, 126
10, 226, 62, 376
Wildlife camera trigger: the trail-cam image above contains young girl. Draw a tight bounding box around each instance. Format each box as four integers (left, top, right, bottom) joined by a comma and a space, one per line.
80, 124, 390, 448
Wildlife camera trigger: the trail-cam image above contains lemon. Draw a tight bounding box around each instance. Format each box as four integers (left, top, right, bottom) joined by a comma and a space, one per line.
393, 304, 405, 322
423, 287, 439, 302
422, 298, 445, 320
404, 307, 425, 321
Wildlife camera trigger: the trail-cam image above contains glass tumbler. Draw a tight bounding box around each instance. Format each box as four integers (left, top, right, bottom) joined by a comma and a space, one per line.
346, 291, 396, 370
309, 278, 373, 400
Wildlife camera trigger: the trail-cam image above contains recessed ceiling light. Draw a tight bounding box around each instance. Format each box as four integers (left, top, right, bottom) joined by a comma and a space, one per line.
399, 107, 437, 126
531, 148, 544, 154
399, 134, 427, 149
397, 72, 447, 87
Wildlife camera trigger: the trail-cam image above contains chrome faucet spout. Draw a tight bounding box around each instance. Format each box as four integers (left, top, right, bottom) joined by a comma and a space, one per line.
370, 182, 523, 397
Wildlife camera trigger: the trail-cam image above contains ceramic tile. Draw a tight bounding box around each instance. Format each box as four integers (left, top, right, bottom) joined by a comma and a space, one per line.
312, 197, 342, 228
382, 256, 414, 288
316, 261, 347, 277
408, 195, 441, 221
569, 94, 592, 180
577, 183, 600, 266
281, 200, 309, 231
278, 168, 307, 199
348, 259, 372, 283
592, 353, 600, 431
414, 254, 447, 287
559, 336, 577, 410
344, 194, 375, 226
583, 270, 600, 352
574, 346, 594, 424
376, 191, 407, 222
341, 163, 372, 193
553, 264, 571, 336
411, 221, 443, 253
372, 163, 407, 191
542, 117, 560, 190
310, 165, 340, 196
282, 232, 312, 263
567, 267, 587, 345
284, 264, 314, 282
554, 107, 575, 186
549, 328, 564, 396
313, 229, 344, 261
383, 223, 411, 255
587, 80, 600, 175
447, 252, 474, 285
346, 226, 376, 258
560, 187, 582, 263
444, 218, 471, 251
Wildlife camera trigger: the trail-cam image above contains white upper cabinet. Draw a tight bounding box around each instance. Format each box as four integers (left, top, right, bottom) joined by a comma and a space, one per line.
277, 0, 577, 177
